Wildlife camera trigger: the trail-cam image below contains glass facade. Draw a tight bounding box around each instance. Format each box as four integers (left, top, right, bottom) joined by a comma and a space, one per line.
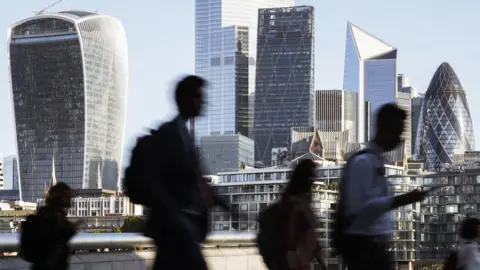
314, 90, 358, 143
342, 22, 397, 143
8, 13, 128, 202
194, 0, 294, 144
2, 155, 19, 191
418, 63, 475, 171
253, 6, 315, 166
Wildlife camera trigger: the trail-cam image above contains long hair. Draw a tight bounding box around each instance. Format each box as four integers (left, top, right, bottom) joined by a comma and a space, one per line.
284, 159, 317, 197
45, 182, 72, 208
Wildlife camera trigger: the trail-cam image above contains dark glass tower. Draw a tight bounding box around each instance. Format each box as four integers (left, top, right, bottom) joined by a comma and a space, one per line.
418, 62, 475, 171
8, 12, 128, 202
253, 6, 315, 166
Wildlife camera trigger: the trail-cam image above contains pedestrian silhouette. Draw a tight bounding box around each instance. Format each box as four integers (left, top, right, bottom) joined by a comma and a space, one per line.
258, 159, 327, 270
124, 75, 229, 270
21, 182, 80, 270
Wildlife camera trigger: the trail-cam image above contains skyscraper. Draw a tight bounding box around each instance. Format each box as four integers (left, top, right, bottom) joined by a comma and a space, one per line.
8, 11, 128, 202
396, 91, 412, 157
253, 6, 315, 166
411, 94, 424, 158
314, 90, 358, 143
418, 62, 475, 171
194, 0, 294, 144
343, 22, 397, 142
2, 155, 19, 191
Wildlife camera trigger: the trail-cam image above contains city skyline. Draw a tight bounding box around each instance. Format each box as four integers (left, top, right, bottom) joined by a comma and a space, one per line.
0, 0, 479, 161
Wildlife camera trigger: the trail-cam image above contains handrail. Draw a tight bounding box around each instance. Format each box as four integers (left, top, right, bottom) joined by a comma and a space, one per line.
0, 232, 258, 252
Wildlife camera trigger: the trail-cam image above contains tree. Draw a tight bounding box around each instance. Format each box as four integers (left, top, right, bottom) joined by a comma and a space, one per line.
121, 216, 145, 233
239, 162, 246, 170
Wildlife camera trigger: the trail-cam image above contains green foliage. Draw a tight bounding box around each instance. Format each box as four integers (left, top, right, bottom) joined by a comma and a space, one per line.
328, 182, 338, 191
121, 216, 145, 233
239, 162, 246, 170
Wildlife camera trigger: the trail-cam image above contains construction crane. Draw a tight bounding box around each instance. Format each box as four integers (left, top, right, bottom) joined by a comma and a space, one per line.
34, 0, 64, 15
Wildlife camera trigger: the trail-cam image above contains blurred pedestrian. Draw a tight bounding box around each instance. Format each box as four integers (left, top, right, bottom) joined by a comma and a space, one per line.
21, 182, 80, 270
258, 159, 327, 270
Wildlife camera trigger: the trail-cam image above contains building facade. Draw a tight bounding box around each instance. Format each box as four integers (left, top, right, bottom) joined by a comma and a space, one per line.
3, 155, 19, 191
209, 164, 417, 269
417, 62, 475, 171
253, 6, 315, 166
194, 0, 294, 144
396, 91, 412, 158
314, 90, 358, 143
411, 94, 424, 159
343, 22, 397, 143
200, 134, 255, 174
8, 12, 128, 202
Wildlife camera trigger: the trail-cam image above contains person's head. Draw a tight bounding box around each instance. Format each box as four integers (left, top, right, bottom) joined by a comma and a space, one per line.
45, 182, 72, 210
460, 217, 480, 240
284, 159, 317, 201
374, 103, 406, 151
175, 75, 206, 119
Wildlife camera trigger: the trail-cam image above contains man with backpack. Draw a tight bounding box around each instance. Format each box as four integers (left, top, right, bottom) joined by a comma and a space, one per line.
124, 75, 229, 270
335, 103, 427, 270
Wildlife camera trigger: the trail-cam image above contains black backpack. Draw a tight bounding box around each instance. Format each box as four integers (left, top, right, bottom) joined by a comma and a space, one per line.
257, 202, 284, 269
123, 131, 160, 206
444, 250, 458, 270
20, 214, 51, 263
332, 149, 380, 255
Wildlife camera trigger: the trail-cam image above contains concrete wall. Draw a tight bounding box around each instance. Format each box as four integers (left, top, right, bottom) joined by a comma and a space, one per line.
0, 247, 268, 270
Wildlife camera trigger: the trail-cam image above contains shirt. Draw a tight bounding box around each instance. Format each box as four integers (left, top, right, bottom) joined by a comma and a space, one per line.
457, 241, 480, 270
342, 141, 394, 236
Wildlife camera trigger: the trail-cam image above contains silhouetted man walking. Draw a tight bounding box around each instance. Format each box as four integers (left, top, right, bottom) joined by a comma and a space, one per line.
339, 104, 427, 270
145, 75, 228, 270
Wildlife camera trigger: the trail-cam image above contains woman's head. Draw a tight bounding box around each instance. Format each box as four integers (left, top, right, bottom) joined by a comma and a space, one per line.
46, 182, 72, 209
284, 159, 317, 198
460, 217, 480, 240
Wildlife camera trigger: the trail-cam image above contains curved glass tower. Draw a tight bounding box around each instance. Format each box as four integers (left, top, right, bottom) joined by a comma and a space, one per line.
418, 62, 474, 171
8, 11, 128, 202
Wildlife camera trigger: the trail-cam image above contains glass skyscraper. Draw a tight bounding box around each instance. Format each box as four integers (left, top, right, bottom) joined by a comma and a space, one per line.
194, 0, 294, 144
253, 6, 315, 166
417, 62, 475, 171
8, 11, 128, 202
343, 22, 397, 143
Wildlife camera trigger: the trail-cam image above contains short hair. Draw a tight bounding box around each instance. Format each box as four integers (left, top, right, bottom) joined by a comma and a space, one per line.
284, 159, 317, 196
375, 103, 406, 131
175, 75, 206, 107
460, 217, 480, 240
45, 182, 72, 208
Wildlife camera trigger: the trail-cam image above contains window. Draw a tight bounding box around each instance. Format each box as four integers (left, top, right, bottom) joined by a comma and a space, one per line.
224, 56, 234, 65
210, 57, 220, 66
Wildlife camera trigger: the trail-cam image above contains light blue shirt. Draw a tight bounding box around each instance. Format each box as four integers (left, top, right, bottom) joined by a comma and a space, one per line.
342, 142, 394, 236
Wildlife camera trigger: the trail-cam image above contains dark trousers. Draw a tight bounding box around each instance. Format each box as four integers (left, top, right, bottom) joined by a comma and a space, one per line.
152, 219, 208, 270
342, 235, 392, 270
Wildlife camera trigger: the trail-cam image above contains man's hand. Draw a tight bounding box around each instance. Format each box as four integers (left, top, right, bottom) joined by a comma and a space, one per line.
391, 189, 427, 209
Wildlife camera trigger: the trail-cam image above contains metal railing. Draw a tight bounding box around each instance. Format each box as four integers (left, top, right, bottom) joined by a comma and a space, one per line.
0, 232, 257, 253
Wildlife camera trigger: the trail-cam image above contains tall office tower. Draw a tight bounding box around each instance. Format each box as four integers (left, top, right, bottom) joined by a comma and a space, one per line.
194, 0, 294, 144
253, 6, 315, 166
0, 157, 4, 190
314, 90, 358, 143
418, 62, 474, 171
398, 74, 415, 95
8, 11, 128, 202
396, 91, 412, 157
3, 155, 19, 191
343, 22, 397, 143
411, 94, 424, 158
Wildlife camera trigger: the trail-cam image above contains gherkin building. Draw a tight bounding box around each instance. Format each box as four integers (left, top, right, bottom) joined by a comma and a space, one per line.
417, 62, 474, 171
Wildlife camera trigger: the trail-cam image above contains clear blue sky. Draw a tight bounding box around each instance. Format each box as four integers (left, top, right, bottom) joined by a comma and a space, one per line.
0, 0, 479, 160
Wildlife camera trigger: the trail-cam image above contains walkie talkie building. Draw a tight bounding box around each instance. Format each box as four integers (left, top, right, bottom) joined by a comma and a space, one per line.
8, 11, 128, 202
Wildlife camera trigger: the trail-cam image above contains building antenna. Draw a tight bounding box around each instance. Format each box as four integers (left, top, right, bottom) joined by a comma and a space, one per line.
35, 0, 64, 15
